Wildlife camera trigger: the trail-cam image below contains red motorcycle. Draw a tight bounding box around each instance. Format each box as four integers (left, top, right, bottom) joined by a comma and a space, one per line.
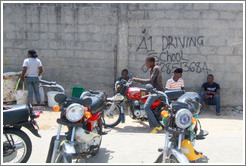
102, 79, 184, 128
43, 80, 107, 163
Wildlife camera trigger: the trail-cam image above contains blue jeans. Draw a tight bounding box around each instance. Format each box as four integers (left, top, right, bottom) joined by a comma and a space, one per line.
199, 91, 220, 113
24, 77, 40, 104
144, 96, 160, 128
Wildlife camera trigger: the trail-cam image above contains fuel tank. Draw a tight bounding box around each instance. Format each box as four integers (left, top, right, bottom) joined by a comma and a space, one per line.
126, 87, 148, 100
127, 87, 163, 110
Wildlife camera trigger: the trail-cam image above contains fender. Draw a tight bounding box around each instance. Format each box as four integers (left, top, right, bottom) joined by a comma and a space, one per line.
169, 148, 190, 163
61, 142, 76, 163
4, 122, 41, 138
23, 123, 41, 138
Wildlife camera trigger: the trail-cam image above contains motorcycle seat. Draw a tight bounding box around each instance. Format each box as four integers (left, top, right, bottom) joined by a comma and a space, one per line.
165, 90, 184, 100
3, 104, 30, 125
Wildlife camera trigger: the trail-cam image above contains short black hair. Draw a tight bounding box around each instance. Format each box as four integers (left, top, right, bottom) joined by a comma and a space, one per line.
122, 69, 128, 74
207, 74, 214, 78
145, 56, 155, 63
28, 49, 38, 58
174, 68, 183, 73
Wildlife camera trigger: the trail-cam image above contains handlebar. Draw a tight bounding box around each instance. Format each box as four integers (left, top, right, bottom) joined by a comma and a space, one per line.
39, 79, 56, 85
39, 79, 65, 93
89, 90, 100, 95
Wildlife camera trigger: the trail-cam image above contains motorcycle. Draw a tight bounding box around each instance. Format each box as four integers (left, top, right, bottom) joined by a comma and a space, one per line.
138, 84, 209, 163
103, 79, 184, 128
3, 104, 41, 163
44, 80, 107, 163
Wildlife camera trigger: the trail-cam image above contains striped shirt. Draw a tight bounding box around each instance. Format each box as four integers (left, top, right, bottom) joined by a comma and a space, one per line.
165, 77, 184, 90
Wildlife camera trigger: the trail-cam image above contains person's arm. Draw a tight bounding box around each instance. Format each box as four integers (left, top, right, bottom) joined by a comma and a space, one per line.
201, 84, 205, 92
181, 79, 184, 91
216, 89, 220, 95
38, 59, 43, 78
38, 66, 43, 77
215, 84, 220, 95
21, 67, 27, 81
165, 79, 171, 90
134, 67, 159, 85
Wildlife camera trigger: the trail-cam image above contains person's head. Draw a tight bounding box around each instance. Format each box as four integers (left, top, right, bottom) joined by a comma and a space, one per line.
121, 69, 128, 80
174, 68, 183, 79
207, 74, 214, 84
145, 57, 155, 69
27, 49, 38, 58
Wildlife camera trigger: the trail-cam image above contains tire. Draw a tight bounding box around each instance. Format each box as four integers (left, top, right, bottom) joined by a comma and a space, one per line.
154, 154, 179, 163
3, 129, 32, 163
155, 153, 163, 163
102, 102, 121, 128
46, 135, 66, 163
169, 155, 179, 163
91, 125, 103, 156
55, 151, 72, 163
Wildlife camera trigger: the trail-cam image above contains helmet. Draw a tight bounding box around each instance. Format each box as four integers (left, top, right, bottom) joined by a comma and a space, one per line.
181, 139, 208, 162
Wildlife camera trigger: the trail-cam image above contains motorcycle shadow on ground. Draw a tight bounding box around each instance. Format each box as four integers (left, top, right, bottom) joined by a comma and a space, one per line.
108, 118, 162, 134
77, 148, 114, 163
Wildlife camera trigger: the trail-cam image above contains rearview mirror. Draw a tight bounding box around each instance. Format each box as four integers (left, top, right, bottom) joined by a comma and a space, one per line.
54, 93, 67, 103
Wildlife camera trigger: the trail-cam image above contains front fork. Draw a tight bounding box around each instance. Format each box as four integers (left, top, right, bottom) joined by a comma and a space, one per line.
162, 130, 189, 163
107, 102, 125, 123
50, 124, 76, 163
119, 105, 125, 123
162, 131, 170, 162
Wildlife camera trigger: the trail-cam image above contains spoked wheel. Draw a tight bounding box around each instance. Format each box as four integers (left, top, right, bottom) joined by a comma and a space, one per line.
3, 129, 32, 163
102, 102, 121, 128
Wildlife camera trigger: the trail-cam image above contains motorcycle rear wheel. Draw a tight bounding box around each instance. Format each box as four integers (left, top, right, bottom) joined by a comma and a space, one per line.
102, 103, 121, 128
3, 129, 32, 163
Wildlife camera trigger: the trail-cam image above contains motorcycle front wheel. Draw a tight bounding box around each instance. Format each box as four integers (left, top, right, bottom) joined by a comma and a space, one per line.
155, 154, 179, 163
46, 135, 66, 163
55, 151, 72, 163
3, 129, 32, 163
102, 102, 121, 128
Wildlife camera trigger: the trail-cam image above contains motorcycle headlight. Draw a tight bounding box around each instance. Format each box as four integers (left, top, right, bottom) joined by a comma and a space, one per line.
66, 103, 85, 122
175, 108, 193, 129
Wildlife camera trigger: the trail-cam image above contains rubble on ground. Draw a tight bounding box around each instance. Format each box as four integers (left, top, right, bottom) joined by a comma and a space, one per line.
222, 106, 243, 115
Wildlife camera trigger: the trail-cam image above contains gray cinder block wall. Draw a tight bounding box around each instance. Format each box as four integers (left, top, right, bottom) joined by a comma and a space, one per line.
3, 3, 243, 107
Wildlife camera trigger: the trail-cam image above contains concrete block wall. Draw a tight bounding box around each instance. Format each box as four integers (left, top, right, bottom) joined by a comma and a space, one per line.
127, 3, 243, 106
3, 3, 118, 96
3, 3, 243, 106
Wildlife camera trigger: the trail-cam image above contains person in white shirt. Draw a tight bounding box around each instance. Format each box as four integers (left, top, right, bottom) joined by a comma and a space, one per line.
165, 68, 184, 90
21, 50, 43, 105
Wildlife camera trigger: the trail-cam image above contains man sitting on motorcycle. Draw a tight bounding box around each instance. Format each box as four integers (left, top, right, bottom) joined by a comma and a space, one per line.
132, 57, 164, 134
116, 69, 131, 82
